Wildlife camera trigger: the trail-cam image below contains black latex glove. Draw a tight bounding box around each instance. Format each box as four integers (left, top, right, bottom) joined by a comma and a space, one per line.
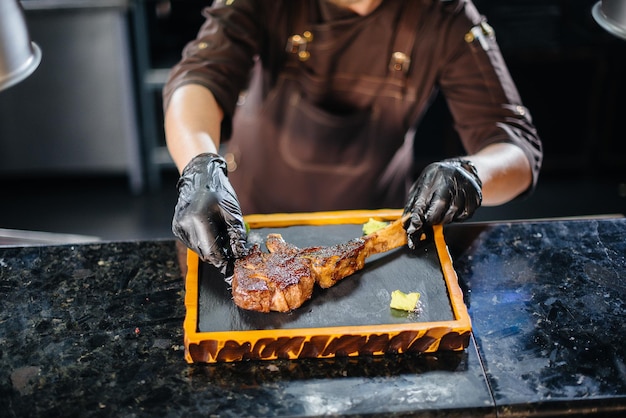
403, 158, 482, 248
172, 153, 248, 277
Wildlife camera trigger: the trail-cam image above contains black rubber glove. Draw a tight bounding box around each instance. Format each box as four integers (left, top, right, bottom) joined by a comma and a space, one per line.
172, 153, 248, 276
403, 158, 482, 248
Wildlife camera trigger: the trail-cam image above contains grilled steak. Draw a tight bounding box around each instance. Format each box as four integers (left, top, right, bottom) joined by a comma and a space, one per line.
231, 217, 408, 312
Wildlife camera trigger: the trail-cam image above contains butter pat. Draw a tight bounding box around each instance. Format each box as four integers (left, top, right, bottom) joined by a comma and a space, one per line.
390, 290, 421, 312
362, 218, 389, 235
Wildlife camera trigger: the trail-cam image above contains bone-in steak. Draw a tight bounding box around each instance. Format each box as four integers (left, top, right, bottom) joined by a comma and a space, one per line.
231, 218, 408, 313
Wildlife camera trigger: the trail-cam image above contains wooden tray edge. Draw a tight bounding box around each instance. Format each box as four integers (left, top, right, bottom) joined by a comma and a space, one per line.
183, 209, 472, 363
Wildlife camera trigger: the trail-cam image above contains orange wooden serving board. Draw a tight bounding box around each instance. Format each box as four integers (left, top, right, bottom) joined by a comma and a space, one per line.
183, 209, 471, 363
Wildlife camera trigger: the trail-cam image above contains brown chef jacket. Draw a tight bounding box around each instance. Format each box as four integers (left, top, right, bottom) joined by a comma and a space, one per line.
163, 0, 543, 214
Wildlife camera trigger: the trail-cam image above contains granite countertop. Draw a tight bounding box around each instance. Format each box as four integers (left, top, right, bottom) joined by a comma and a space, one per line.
0, 217, 625, 417
448, 217, 626, 416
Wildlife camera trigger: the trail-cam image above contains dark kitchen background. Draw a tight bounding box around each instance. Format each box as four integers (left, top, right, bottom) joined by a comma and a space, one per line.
0, 0, 624, 243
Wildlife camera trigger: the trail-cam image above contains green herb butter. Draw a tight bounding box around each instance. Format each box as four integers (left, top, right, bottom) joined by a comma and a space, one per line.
362, 218, 389, 235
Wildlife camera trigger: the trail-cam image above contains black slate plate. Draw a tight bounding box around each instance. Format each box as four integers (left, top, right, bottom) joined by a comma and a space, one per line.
197, 223, 454, 332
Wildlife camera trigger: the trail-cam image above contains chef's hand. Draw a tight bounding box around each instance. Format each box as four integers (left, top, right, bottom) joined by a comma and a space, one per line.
172, 153, 248, 276
403, 158, 482, 248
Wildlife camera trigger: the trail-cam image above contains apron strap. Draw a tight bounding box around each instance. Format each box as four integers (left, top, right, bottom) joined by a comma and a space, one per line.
388, 0, 423, 81
376, 1, 427, 204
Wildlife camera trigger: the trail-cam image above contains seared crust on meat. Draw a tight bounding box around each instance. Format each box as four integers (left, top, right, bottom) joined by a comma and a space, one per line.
231, 238, 315, 312
232, 218, 408, 312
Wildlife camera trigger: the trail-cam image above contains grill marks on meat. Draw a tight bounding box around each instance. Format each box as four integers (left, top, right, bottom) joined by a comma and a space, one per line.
232, 218, 408, 312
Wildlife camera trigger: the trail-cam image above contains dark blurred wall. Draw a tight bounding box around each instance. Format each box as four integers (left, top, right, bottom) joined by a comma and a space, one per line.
421, 0, 626, 177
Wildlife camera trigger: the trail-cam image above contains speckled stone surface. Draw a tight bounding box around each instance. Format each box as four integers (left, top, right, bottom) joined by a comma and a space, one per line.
449, 218, 626, 417
1, 217, 625, 417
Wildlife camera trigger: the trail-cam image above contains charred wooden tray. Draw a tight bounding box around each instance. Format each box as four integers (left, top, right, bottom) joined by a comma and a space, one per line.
183, 210, 471, 363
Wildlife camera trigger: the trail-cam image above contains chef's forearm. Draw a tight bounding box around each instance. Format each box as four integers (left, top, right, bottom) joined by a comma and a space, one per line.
165, 84, 224, 173
465, 142, 533, 206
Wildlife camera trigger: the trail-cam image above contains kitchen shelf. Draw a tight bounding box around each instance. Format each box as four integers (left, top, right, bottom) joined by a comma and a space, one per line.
129, 0, 208, 190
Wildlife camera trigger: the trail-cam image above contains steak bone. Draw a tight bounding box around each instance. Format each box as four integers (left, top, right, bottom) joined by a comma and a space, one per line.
232, 216, 408, 312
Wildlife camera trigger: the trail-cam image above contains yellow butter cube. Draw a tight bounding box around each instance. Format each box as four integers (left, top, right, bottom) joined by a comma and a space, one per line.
390, 290, 421, 312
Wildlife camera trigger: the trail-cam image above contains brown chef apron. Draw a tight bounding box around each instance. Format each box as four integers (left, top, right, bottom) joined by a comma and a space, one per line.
227, 1, 425, 214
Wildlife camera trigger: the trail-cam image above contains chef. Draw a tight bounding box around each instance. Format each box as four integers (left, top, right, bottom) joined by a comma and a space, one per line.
163, 0, 543, 273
